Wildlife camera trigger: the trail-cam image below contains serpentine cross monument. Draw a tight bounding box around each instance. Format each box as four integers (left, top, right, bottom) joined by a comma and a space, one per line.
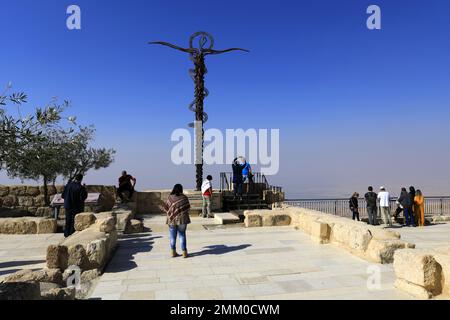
149, 31, 249, 191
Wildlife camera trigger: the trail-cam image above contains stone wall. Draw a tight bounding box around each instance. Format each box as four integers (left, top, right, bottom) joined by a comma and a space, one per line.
244, 206, 416, 264
0, 185, 116, 218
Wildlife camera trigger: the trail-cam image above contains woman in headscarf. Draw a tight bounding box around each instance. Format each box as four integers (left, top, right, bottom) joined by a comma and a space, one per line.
398, 188, 415, 227
163, 184, 191, 258
414, 189, 425, 227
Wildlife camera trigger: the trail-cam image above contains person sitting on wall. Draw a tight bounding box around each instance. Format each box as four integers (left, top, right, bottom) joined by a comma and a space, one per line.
117, 170, 137, 202
62, 174, 88, 238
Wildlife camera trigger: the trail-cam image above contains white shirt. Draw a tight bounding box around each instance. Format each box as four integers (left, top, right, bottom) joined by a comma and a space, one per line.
377, 191, 390, 207
201, 179, 212, 194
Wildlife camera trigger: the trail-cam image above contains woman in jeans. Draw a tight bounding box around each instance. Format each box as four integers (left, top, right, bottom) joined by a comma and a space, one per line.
349, 192, 360, 221
163, 184, 191, 258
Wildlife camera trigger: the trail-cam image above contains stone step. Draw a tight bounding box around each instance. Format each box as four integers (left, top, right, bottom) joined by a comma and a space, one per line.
214, 213, 241, 225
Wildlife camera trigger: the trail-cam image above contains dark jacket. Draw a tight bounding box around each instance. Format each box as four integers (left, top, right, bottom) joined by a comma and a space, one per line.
62, 181, 88, 211
398, 191, 412, 210
232, 159, 244, 184
365, 192, 378, 208
349, 197, 359, 210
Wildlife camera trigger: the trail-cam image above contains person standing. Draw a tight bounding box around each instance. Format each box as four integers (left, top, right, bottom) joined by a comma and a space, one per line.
377, 187, 392, 227
242, 160, 252, 193
365, 186, 378, 225
164, 184, 191, 258
62, 174, 88, 238
398, 187, 415, 227
232, 157, 244, 200
117, 171, 137, 202
414, 189, 425, 227
409, 186, 417, 225
349, 192, 360, 221
201, 175, 213, 218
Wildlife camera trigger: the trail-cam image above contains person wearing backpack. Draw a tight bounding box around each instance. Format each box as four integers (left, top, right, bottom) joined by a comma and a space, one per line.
364, 186, 378, 226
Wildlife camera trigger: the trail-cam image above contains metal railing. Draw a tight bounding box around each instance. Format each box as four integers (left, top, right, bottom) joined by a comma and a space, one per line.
220, 172, 283, 194
284, 196, 450, 218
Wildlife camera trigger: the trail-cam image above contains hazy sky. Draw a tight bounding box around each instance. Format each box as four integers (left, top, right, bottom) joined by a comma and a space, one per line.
1, 0, 450, 198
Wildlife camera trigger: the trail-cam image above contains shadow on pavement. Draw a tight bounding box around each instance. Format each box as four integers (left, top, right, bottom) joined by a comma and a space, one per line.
104, 233, 162, 273
190, 244, 252, 257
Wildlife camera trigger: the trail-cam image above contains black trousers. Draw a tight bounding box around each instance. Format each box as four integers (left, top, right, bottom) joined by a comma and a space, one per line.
64, 208, 82, 238
351, 209, 360, 221
117, 184, 134, 200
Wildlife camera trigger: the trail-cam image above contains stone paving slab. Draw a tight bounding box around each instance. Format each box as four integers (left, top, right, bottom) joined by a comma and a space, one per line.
0, 233, 64, 281
88, 216, 419, 300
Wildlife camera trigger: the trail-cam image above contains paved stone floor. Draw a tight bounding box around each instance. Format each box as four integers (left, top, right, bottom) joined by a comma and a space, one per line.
0, 233, 64, 282
89, 216, 418, 300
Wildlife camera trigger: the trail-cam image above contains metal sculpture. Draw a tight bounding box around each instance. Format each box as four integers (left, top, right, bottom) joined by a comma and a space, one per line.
150, 32, 248, 191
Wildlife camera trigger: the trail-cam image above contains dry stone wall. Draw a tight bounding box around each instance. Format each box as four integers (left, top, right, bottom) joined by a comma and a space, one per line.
0, 185, 116, 218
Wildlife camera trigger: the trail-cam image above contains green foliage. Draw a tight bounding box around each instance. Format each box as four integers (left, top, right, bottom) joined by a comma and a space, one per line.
1, 83, 116, 203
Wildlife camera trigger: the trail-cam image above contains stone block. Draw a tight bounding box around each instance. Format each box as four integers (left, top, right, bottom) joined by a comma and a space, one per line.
310, 221, 331, 244
2, 195, 18, 207
244, 212, 263, 228
17, 196, 34, 207
0, 186, 9, 196
86, 240, 107, 269
95, 216, 116, 233
36, 218, 57, 234
4, 269, 63, 286
74, 213, 97, 231
41, 287, 76, 300
47, 245, 69, 270
9, 186, 26, 196
36, 207, 53, 218
68, 244, 91, 270
26, 186, 40, 196
0, 218, 37, 234
125, 219, 144, 234
0, 282, 41, 300
394, 279, 432, 299
393, 249, 442, 296
34, 195, 46, 207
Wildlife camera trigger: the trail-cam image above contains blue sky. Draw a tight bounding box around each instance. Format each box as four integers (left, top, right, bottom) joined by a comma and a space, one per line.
1, 0, 450, 198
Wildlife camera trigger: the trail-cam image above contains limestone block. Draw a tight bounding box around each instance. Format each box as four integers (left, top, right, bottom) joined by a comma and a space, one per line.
367, 240, 415, 264
348, 227, 372, 252
9, 186, 27, 196
74, 213, 97, 231
244, 212, 263, 228
95, 216, 116, 233
310, 221, 331, 244
394, 279, 432, 299
26, 186, 40, 196
27, 207, 38, 216
33, 195, 46, 207
262, 213, 291, 227
47, 245, 69, 270
125, 219, 144, 234
0, 186, 9, 196
369, 228, 401, 241
68, 244, 91, 270
55, 185, 65, 194
393, 249, 442, 296
4, 269, 63, 285
86, 239, 107, 269
2, 195, 18, 207
0, 218, 37, 234
41, 287, 76, 300
36, 207, 53, 218
0, 282, 41, 300
81, 269, 101, 283
434, 253, 450, 297
36, 218, 57, 234
116, 210, 133, 231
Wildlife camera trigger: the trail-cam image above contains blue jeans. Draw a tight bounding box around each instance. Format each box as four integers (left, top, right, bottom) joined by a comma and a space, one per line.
404, 208, 415, 226
169, 224, 187, 251
233, 183, 243, 196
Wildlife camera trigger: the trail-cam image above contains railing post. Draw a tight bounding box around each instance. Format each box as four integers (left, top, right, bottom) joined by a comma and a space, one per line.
334, 200, 337, 215
441, 198, 444, 216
